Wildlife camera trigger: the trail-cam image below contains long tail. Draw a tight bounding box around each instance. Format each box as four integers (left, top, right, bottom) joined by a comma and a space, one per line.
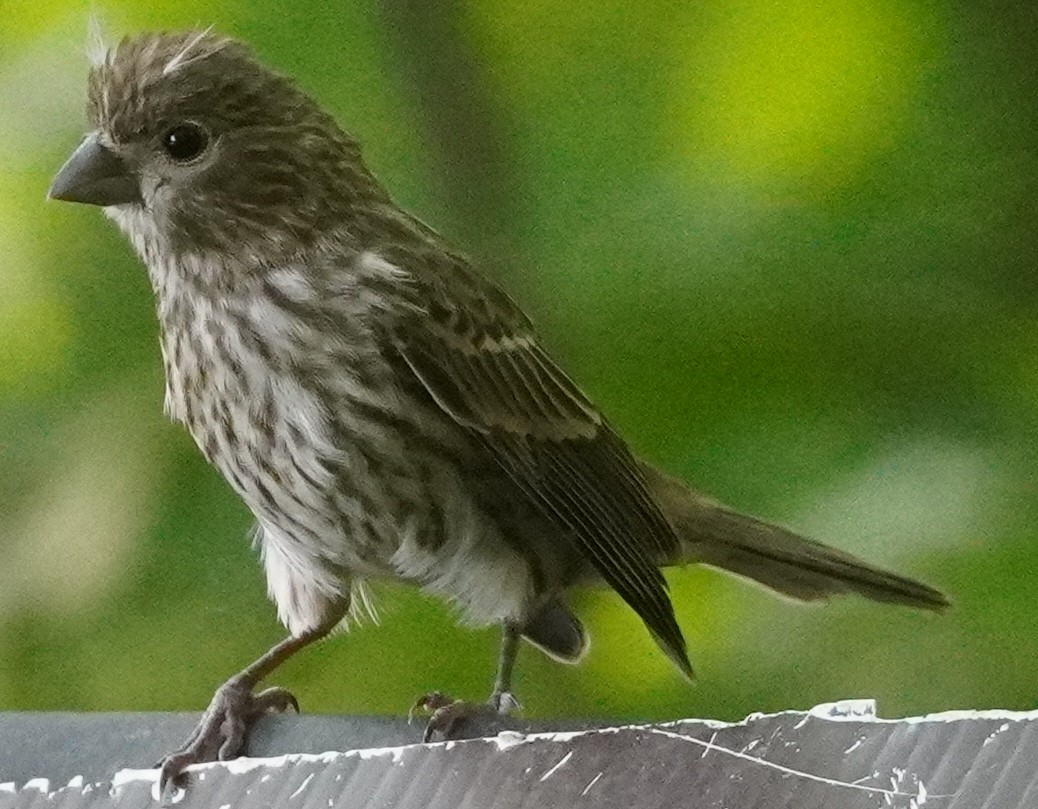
644, 465, 949, 610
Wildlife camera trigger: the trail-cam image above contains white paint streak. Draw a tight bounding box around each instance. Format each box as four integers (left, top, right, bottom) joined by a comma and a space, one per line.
538, 750, 573, 782
844, 737, 865, 754
289, 772, 315, 798
903, 708, 1038, 724
581, 772, 604, 796
649, 728, 945, 801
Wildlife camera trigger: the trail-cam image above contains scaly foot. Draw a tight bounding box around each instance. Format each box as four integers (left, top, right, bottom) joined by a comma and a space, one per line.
157, 678, 298, 798
411, 690, 520, 742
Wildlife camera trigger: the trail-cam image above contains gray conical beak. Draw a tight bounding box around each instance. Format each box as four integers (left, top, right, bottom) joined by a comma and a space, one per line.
48, 134, 141, 207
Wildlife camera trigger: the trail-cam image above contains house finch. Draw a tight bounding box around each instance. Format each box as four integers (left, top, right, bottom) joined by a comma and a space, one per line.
49, 30, 948, 793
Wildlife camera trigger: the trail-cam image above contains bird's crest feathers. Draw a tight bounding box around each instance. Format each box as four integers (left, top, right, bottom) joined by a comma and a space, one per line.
86, 30, 235, 133
161, 26, 220, 76
86, 12, 109, 68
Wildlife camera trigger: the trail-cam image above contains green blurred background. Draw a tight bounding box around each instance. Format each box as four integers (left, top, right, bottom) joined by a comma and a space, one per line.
1, 0, 1036, 727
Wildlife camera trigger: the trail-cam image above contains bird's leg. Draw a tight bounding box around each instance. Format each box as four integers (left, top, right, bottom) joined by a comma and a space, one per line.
489, 621, 521, 712
157, 611, 342, 797
414, 622, 522, 742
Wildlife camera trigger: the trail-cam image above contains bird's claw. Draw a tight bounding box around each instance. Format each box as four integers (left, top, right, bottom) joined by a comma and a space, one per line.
410, 690, 520, 743
156, 681, 298, 800
408, 690, 452, 722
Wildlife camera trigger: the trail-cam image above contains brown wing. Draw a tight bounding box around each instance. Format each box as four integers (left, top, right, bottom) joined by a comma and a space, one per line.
392, 256, 692, 677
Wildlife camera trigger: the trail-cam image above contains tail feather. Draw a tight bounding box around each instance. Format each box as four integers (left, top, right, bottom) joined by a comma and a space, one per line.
645, 465, 949, 611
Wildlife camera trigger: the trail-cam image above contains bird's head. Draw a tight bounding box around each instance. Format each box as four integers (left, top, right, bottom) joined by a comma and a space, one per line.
49, 30, 384, 261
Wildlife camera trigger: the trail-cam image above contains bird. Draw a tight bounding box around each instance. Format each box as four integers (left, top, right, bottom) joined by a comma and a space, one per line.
48, 29, 948, 794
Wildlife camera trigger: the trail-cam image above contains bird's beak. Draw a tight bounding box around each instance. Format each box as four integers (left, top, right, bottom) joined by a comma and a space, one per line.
48, 133, 141, 207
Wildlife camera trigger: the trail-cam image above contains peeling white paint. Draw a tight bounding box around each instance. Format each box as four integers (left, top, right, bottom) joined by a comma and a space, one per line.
493, 730, 528, 751
6, 701, 1034, 802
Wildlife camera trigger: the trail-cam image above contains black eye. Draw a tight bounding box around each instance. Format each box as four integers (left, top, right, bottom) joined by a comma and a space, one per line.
162, 122, 208, 162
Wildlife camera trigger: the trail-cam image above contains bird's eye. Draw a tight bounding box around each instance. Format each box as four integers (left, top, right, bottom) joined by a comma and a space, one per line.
162, 123, 209, 162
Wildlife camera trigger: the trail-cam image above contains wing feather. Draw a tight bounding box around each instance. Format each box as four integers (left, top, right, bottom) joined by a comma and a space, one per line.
390, 260, 692, 676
